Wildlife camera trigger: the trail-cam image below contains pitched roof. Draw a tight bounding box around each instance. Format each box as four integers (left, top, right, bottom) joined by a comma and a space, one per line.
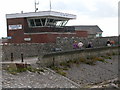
70, 25, 103, 34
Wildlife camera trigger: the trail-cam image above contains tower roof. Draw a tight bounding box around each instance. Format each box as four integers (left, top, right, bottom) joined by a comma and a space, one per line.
6, 11, 76, 20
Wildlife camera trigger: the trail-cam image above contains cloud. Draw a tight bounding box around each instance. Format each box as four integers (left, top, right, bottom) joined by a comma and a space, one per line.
52, 0, 90, 14
88, 1, 117, 18
0, 0, 118, 37
51, 0, 118, 18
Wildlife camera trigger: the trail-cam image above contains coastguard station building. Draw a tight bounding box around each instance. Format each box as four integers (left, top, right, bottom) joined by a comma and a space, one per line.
6, 11, 102, 43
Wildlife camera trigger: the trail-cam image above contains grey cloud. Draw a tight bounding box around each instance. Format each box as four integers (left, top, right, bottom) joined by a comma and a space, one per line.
89, 1, 117, 18
52, 0, 117, 18
52, 1, 89, 13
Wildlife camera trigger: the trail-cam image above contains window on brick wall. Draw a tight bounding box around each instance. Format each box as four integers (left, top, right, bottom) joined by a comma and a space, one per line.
27, 18, 68, 28
29, 19, 35, 26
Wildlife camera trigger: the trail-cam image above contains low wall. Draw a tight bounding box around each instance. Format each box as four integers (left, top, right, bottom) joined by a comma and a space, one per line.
2, 43, 56, 61
2, 36, 119, 61
56, 36, 119, 50
37, 46, 119, 67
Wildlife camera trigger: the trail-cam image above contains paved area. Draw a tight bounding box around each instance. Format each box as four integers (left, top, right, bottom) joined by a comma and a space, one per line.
1, 57, 38, 64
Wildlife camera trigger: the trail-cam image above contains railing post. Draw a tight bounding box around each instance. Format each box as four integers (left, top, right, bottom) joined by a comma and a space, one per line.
53, 57, 55, 66
11, 53, 13, 62
21, 53, 24, 62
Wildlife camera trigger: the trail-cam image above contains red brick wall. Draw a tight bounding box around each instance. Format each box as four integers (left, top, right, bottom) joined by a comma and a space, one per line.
7, 31, 88, 43
7, 18, 88, 43
7, 18, 25, 43
7, 18, 25, 34
75, 31, 88, 37
24, 33, 76, 43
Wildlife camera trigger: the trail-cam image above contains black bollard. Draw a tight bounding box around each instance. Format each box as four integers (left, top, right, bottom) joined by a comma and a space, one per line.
53, 57, 55, 66
21, 53, 24, 62
11, 53, 13, 62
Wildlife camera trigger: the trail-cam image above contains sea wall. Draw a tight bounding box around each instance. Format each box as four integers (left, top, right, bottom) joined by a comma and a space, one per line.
2, 36, 118, 61
37, 46, 118, 67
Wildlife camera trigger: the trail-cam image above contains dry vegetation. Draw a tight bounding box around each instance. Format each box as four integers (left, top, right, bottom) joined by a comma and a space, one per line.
49, 51, 118, 76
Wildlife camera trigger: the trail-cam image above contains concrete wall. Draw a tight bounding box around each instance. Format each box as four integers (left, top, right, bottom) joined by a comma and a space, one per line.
37, 46, 119, 67
2, 43, 55, 61
2, 36, 119, 61
56, 36, 119, 50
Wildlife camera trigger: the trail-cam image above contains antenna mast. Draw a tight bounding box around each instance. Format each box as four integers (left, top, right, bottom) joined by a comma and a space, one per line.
50, 0, 52, 11
35, 0, 39, 12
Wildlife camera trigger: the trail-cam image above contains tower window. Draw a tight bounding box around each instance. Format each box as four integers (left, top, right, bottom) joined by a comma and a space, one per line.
28, 18, 68, 27
29, 19, 35, 26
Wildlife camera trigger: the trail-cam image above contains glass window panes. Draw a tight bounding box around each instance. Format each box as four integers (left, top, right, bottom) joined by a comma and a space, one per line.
35, 19, 42, 26
28, 18, 68, 27
29, 19, 35, 26
41, 19, 46, 26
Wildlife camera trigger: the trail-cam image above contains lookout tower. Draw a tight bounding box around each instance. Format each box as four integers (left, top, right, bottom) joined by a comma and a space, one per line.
6, 11, 88, 43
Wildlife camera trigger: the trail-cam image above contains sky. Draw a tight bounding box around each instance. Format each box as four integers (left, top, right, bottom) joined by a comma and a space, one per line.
0, 0, 119, 38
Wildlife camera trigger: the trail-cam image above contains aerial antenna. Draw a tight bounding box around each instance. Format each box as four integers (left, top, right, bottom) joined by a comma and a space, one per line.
50, 0, 52, 11
35, 0, 39, 12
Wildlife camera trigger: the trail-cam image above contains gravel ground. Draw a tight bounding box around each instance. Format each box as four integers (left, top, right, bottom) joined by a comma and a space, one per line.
2, 55, 119, 88
65, 55, 118, 86
2, 68, 79, 88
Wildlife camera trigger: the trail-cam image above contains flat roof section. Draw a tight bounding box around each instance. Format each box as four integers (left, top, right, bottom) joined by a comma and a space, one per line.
6, 11, 76, 19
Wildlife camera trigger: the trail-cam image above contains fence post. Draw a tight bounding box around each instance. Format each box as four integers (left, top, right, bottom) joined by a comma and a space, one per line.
53, 57, 55, 66
11, 53, 13, 62
21, 53, 24, 62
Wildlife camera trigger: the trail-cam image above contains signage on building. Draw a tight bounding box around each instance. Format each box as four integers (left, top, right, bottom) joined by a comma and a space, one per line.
9, 24, 22, 30
7, 36, 12, 39
24, 38, 31, 41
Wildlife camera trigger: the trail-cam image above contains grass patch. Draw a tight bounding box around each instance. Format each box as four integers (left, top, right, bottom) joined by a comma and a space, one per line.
73, 60, 80, 64
6, 68, 18, 75
5, 65, 44, 75
49, 52, 115, 74
85, 60, 96, 65
101, 55, 112, 59
60, 61, 71, 68
56, 70, 67, 76
94, 57, 108, 63
106, 53, 112, 56
104, 56, 112, 59
79, 57, 86, 62
27, 66, 44, 73
112, 52, 117, 55
50, 66, 67, 76
118, 52, 120, 55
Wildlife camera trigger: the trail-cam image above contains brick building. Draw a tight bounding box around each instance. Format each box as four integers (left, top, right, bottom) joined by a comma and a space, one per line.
72, 25, 103, 38
6, 11, 88, 43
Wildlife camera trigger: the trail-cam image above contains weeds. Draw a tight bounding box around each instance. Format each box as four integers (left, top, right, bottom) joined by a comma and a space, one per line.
49, 52, 116, 76
5, 65, 44, 75
27, 66, 44, 73
101, 55, 112, 59
56, 70, 67, 76
85, 61, 96, 65
94, 57, 108, 63
73, 60, 80, 64
6, 68, 18, 75
106, 53, 112, 56
60, 61, 71, 68
112, 52, 117, 55
79, 58, 86, 62
86, 56, 96, 60
50, 66, 67, 76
